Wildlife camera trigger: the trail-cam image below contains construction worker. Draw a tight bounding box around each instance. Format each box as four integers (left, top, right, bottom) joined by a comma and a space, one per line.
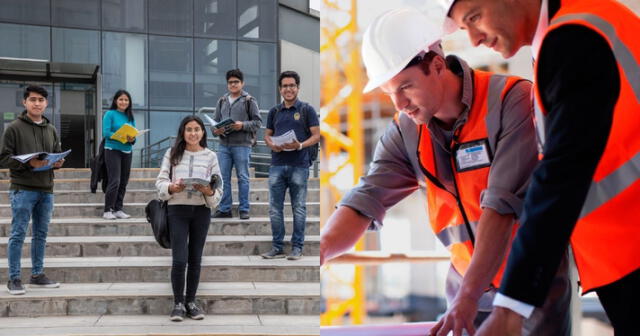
439, 0, 640, 334
320, 7, 571, 335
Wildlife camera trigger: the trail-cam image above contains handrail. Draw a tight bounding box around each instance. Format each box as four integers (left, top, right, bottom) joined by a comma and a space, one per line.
326, 251, 450, 265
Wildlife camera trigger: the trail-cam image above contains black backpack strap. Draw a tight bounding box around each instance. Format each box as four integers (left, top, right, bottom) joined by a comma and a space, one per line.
245, 94, 254, 121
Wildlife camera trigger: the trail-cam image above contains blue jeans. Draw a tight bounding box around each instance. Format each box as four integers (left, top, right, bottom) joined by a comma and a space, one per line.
8, 190, 54, 280
268, 165, 309, 250
217, 144, 251, 213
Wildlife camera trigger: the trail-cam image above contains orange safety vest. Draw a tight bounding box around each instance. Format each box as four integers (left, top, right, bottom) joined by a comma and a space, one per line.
412, 70, 523, 288
533, 0, 640, 293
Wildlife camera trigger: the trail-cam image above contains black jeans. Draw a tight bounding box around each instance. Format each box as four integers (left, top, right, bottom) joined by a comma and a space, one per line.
595, 268, 640, 335
168, 204, 211, 304
104, 149, 132, 212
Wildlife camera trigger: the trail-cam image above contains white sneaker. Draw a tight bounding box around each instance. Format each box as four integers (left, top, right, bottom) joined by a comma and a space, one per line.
103, 211, 117, 220
113, 210, 131, 219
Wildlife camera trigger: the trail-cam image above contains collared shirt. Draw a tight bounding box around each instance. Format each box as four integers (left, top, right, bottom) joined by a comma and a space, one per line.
266, 99, 319, 168
339, 55, 536, 310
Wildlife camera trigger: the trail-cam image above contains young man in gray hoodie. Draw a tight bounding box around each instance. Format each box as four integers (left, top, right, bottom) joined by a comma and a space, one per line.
0, 85, 63, 295
211, 69, 262, 220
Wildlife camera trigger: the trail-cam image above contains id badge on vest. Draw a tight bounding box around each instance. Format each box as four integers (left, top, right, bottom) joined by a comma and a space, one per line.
453, 139, 492, 172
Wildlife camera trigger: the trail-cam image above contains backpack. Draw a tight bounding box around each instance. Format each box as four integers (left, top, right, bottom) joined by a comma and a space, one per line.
274, 102, 319, 164
217, 94, 258, 147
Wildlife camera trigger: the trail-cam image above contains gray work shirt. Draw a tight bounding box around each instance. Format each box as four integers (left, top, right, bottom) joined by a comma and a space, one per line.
339, 55, 538, 310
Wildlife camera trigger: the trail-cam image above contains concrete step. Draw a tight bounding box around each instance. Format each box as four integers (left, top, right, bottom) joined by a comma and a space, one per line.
0, 235, 320, 257
0, 202, 321, 218
0, 177, 320, 191
0, 217, 320, 237
0, 256, 320, 283
0, 188, 321, 203
0, 314, 319, 335
0, 282, 320, 317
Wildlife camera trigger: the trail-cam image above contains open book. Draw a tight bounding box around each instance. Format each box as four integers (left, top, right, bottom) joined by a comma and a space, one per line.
201, 114, 234, 133
12, 149, 72, 171
110, 124, 150, 144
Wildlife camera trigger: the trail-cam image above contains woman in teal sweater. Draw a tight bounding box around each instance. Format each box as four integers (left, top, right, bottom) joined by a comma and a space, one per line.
102, 90, 136, 219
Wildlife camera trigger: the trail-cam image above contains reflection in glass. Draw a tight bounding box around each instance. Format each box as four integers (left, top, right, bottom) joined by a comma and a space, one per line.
0, 0, 50, 25
52, 28, 100, 64
102, 32, 147, 108
238, 0, 276, 41
52, 0, 100, 29
149, 36, 193, 109
102, 0, 146, 33
195, 0, 236, 38
0, 23, 50, 60
149, 0, 192, 36
195, 38, 236, 110
238, 41, 277, 108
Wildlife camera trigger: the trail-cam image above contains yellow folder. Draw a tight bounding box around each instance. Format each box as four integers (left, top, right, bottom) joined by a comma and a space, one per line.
110, 124, 148, 144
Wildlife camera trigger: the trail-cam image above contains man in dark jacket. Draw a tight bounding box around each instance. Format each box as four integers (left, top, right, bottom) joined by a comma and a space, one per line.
0, 85, 63, 295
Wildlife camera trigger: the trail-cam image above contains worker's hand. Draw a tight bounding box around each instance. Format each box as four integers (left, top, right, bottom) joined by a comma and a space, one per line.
29, 158, 49, 169
475, 307, 523, 336
282, 140, 301, 151
231, 121, 243, 131
430, 295, 478, 336
52, 158, 65, 169
193, 183, 214, 196
168, 180, 186, 194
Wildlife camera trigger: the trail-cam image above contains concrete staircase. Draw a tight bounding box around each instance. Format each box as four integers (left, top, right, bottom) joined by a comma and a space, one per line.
0, 168, 320, 335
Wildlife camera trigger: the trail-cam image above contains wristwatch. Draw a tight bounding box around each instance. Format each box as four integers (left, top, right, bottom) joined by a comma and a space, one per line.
298, 142, 303, 151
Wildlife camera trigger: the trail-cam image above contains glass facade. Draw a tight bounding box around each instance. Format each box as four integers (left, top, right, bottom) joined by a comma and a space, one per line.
0, 0, 279, 167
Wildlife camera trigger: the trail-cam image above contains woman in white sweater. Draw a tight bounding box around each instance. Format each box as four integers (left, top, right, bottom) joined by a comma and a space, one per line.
155, 116, 223, 322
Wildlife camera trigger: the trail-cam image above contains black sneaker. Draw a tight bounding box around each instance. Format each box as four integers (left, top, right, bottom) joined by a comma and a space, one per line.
287, 247, 304, 260
239, 211, 250, 220
7, 278, 25, 295
29, 273, 60, 288
260, 247, 286, 259
186, 301, 205, 320
213, 210, 232, 218
170, 302, 186, 322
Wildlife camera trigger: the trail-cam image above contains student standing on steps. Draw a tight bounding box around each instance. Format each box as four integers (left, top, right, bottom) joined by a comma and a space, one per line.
101, 89, 136, 220
156, 115, 223, 322
211, 69, 262, 220
0, 85, 63, 295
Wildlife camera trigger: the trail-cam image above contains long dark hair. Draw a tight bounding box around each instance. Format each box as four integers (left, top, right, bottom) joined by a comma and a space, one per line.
109, 89, 134, 122
169, 115, 208, 166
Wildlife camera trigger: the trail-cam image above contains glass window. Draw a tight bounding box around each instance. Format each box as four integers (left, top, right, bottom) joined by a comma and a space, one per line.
148, 0, 192, 36
52, 0, 100, 29
237, 0, 276, 41
102, 0, 146, 33
194, 0, 236, 38
194, 38, 236, 110
149, 36, 193, 110
0, 0, 50, 25
52, 28, 100, 64
102, 32, 147, 108
130, 109, 146, 168
238, 41, 277, 108
148, 111, 193, 149
0, 23, 50, 60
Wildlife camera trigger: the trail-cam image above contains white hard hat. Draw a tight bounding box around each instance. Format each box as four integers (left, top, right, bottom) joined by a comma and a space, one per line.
438, 0, 460, 34
361, 7, 444, 93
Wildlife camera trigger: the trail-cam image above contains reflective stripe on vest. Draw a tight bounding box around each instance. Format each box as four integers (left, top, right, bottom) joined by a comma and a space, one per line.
408, 70, 524, 287
535, 0, 640, 292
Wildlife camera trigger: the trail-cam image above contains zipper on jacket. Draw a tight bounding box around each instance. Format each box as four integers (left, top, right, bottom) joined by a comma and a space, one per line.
416, 126, 476, 246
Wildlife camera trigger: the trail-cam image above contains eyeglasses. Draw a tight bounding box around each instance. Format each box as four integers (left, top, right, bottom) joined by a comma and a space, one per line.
227, 80, 241, 85
280, 84, 298, 89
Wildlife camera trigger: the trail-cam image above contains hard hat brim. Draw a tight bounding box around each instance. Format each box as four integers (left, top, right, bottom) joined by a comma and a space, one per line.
443, 17, 459, 34
363, 52, 417, 93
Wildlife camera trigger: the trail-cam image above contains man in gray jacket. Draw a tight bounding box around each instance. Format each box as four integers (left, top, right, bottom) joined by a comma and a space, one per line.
211, 69, 262, 220
0, 85, 64, 295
